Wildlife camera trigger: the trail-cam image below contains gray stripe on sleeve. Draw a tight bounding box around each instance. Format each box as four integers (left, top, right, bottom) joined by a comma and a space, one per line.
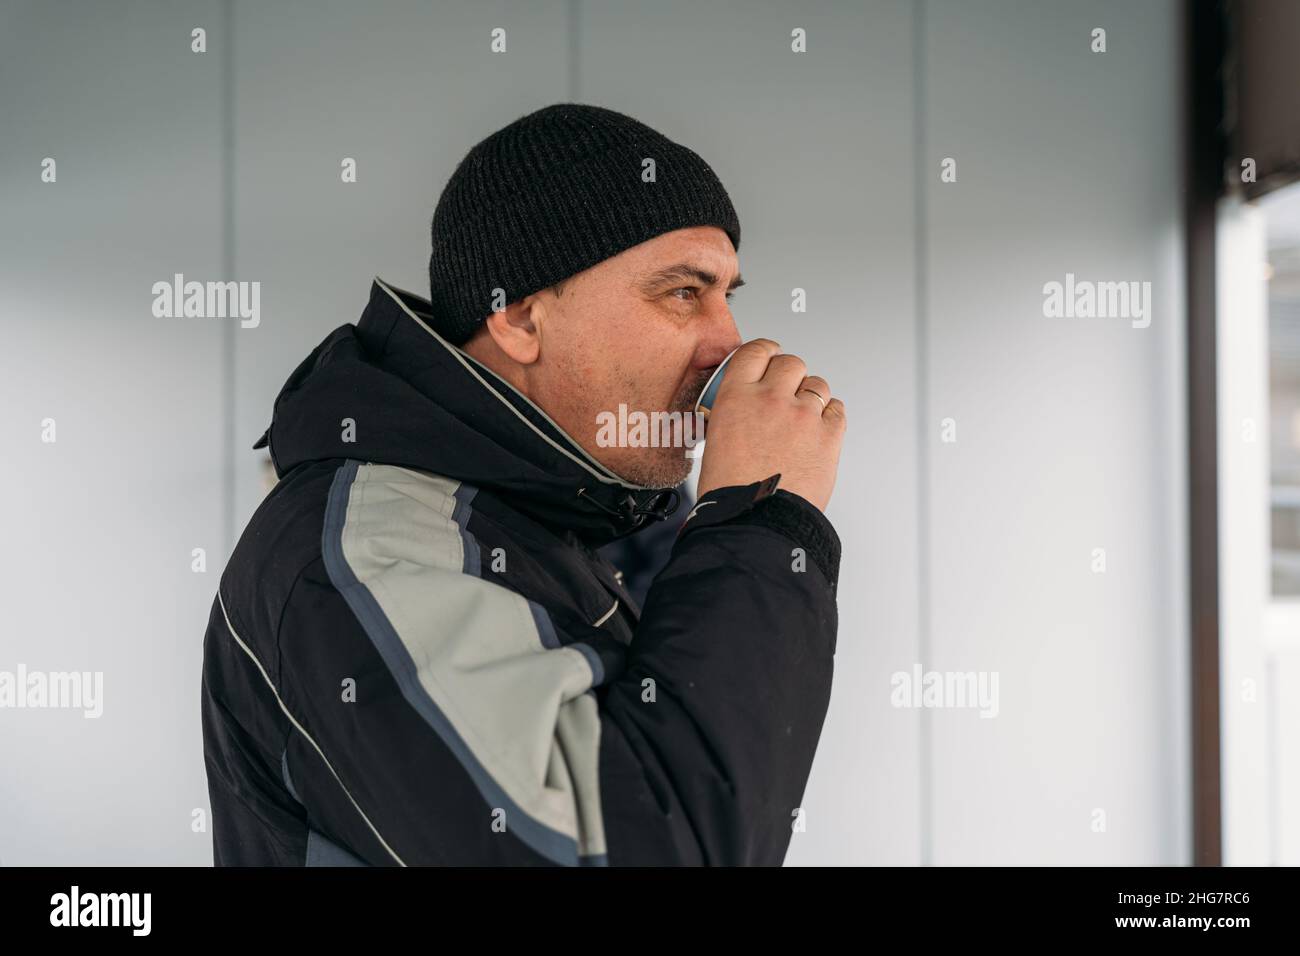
322, 460, 606, 865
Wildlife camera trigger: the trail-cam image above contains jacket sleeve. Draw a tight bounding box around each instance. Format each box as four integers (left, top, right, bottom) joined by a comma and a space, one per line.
274, 464, 837, 867
596, 477, 839, 864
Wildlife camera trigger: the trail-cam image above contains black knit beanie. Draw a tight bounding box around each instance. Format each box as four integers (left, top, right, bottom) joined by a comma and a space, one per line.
428, 103, 741, 344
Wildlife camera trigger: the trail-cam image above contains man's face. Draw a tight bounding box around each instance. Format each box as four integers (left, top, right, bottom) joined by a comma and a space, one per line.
516, 225, 743, 488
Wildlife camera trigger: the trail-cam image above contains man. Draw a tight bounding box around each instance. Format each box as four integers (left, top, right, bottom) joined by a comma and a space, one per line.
201, 103, 845, 866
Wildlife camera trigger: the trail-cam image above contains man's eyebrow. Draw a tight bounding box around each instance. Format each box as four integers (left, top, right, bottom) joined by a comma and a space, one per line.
638, 264, 746, 293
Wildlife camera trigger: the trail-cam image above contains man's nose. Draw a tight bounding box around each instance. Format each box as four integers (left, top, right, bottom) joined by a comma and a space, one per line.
697, 302, 743, 370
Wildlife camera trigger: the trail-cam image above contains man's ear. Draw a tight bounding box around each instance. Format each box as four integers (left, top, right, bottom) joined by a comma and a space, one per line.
481, 295, 544, 365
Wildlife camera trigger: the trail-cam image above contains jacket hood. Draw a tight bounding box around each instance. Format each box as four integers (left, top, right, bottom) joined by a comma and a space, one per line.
255, 276, 681, 546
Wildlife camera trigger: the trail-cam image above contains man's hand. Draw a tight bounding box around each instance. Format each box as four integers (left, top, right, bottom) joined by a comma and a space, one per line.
696, 338, 846, 513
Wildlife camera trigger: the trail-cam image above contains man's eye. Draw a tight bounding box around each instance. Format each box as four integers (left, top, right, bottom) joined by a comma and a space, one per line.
669, 287, 736, 303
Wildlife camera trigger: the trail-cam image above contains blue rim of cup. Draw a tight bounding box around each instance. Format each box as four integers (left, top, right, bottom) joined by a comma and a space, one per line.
693, 346, 742, 420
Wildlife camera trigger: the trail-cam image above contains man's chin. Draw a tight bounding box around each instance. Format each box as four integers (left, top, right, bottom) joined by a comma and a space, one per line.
614, 449, 695, 490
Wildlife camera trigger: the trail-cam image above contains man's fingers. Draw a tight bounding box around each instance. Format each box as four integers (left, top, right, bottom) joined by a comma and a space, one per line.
801, 374, 831, 395
723, 338, 782, 384
763, 353, 808, 391
790, 377, 832, 411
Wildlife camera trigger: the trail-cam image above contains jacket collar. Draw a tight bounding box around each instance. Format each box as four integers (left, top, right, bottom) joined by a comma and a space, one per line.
260, 277, 680, 545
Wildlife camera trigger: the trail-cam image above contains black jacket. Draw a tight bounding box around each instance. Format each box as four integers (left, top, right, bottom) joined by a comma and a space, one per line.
200, 276, 841, 866
597, 481, 692, 608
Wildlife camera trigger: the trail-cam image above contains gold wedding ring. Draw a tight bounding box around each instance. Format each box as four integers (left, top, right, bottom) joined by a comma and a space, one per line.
797, 387, 828, 410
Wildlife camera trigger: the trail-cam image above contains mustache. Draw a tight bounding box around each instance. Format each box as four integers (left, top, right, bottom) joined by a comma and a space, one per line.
671, 370, 716, 412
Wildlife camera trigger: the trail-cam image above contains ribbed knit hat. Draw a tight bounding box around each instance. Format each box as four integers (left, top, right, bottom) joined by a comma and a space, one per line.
428, 103, 741, 344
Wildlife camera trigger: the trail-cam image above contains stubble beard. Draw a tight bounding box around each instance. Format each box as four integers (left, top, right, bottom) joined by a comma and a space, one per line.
611, 369, 713, 490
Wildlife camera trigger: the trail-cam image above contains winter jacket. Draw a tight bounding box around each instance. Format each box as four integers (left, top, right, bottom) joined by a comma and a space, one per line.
200, 276, 841, 866
597, 482, 691, 608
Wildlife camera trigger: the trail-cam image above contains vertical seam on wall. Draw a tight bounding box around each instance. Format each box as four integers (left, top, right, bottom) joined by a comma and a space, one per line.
221, 0, 236, 560
913, 0, 933, 869
567, 0, 581, 101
